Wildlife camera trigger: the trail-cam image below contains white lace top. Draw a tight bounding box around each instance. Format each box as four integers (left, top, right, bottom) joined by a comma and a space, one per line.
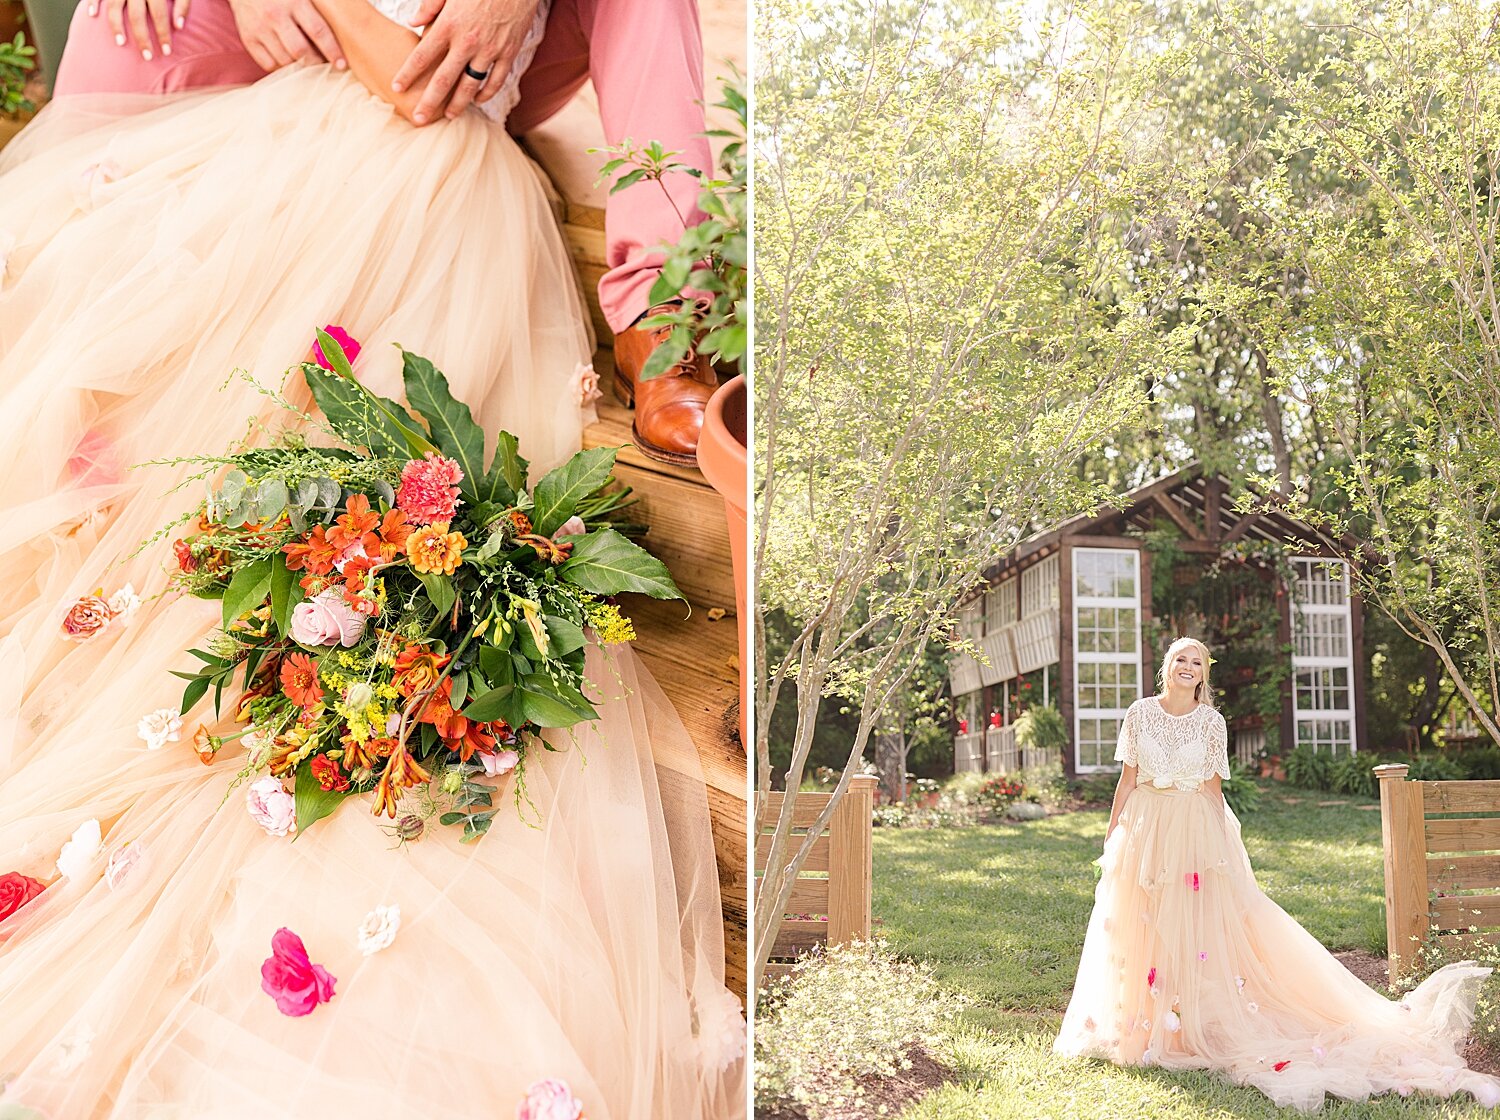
368, 0, 551, 125
1114, 696, 1230, 791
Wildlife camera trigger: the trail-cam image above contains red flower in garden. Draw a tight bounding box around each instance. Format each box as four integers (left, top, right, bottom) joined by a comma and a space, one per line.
0, 872, 46, 925
280, 653, 324, 710
310, 754, 350, 793
989, 712, 1002, 728
958, 719, 969, 734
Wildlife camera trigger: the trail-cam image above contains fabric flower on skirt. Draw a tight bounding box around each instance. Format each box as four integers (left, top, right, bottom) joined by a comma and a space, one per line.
260, 928, 336, 1016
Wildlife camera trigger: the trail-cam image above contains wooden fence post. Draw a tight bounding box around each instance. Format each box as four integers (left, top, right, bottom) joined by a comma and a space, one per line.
1375, 763, 1427, 983
828, 775, 876, 945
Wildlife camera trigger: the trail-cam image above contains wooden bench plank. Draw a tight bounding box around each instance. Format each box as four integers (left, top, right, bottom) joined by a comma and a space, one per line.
1430, 893, 1500, 930
756, 832, 830, 872
773, 918, 829, 957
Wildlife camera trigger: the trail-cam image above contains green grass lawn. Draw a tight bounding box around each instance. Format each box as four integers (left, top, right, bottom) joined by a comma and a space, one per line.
874, 785, 1491, 1119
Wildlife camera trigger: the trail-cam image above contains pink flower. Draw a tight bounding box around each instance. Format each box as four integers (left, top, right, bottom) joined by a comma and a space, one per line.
260, 928, 336, 1016
1273, 1060, 1290, 1072
555, 515, 587, 538
480, 748, 521, 778
246, 776, 296, 837
1198, 951, 1208, 962
396, 453, 464, 526
1146, 967, 1156, 988
314, 325, 361, 370
1185, 871, 1200, 891
517, 1078, 584, 1120
61, 594, 115, 643
290, 590, 368, 648
572, 362, 602, 408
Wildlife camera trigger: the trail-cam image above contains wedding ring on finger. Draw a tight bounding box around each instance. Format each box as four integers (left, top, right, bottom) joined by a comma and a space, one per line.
463, 62, 491, 82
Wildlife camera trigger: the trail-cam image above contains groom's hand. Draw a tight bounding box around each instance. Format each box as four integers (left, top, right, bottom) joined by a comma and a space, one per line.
390, 0, 538, 125
228, 0, 347, 73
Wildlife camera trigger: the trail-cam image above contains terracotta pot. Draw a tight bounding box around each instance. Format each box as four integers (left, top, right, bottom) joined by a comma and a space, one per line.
697, 375, 747, 746
0, 1, 24, 44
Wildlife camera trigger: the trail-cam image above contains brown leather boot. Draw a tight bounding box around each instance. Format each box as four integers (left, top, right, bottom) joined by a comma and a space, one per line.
612, 304, 718, 467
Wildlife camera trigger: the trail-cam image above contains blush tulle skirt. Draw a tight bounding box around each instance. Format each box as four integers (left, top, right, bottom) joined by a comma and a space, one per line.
0, 66, 743, 1118
1054, 784, 1499, 1112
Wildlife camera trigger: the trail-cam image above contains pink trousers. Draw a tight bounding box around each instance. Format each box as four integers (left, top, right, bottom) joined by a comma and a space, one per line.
53, 0, 711, 331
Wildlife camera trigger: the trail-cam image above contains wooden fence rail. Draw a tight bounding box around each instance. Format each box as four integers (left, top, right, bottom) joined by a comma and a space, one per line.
1376, 763, 1500, 982
756, 775, 877, 979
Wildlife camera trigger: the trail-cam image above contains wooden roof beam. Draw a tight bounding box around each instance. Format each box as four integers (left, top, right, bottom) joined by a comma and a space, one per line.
1151, 492, 1205, 541
1222, 512, 1262, 544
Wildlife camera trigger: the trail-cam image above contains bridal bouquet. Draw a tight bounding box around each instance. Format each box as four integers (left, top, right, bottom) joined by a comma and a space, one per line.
162, 330, 679, 841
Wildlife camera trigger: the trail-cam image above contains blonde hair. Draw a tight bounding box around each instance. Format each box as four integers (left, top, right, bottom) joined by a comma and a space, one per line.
1157, 636, 1215, 708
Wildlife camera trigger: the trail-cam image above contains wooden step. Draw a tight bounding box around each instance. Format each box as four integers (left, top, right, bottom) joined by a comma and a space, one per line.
584, 366, 746, 1000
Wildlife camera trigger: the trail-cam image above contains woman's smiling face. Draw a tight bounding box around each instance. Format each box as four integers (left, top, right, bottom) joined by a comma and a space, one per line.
1170, 649, 1204, 690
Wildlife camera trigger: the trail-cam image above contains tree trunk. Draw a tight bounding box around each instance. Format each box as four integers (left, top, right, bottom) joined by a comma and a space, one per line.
1254, 347, 1293, 491
874, 729, 905, 801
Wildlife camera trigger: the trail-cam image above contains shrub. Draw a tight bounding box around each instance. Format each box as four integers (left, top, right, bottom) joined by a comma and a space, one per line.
755, 940, 965, 1118
1074, 772, 1119, 804
1221, 761, 1262, 815
871, 804, 908, 829
1284, 745, 1332, 791
1404, 752, 1466, 783
1014, 703, 1068, 758
1393, 934, 1500, 1053
942, 771, 989, 805
1460, 746, 1500, 781
1018, 760, 1070, 812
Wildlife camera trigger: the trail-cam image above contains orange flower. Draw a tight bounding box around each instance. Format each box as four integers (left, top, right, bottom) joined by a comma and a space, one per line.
392, 644, 449, 698
447, 720, 497, 763
268, 736, 301, 776
280, 652, 324, 710
283, 526, 340, 576
507, 510, 533, 535
339, 556, 380, 616
310, 754, 350, 793
341, 733, 395, 772
192, 724, 222, 765
375, 508, 410, 562
416, 679, 468, 742
328, 493, 381, 553
405, 522, 467, 576
371, 747, 432, 818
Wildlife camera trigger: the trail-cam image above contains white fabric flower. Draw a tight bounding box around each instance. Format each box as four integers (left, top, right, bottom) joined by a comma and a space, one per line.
1164, 1010, 1181, 1032
137, 708, 182, 751
105, 841, 147, 893
106, 583, 142, 624
53, 1020, 95, 1075
695, 985, 747, 1071
57, 819, 102, 880
357, 903, 402, 956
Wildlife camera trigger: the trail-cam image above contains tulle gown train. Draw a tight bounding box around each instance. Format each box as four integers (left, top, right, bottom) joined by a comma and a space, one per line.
0, 66, 743, 1118
1055, 785, 1500, 1112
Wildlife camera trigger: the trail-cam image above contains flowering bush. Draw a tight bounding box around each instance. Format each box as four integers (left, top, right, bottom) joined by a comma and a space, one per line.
1394, 932, 1500, 1052
755, 939, 964, 1118
975, 775, 1025, 814
152, 330, 680, 841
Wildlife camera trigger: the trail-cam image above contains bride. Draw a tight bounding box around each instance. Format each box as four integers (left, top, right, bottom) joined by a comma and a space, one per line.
0, 2, 744, 1117
1055, 636, 1499, 1113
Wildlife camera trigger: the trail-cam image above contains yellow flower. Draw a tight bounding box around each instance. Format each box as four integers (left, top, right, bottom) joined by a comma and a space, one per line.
406, 522, 467, 576
588, 602, 636, 645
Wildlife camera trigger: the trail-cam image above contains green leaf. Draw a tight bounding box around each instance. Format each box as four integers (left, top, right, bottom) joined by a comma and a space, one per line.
270, 553, 305, 635
609, 167, 649, 195
420, 572, 456, 619
483, 431, 527, 506
518, 673, 598, 727
180, 674, 211, 714
222, 557, 274, 630
462, 683, 523, 726
401, 350, 487, 502
544, 614, 586, 657
448, 669, 469, 710
479, 644, 516, 689
531, 447, 617, 536
293, 759, 344, 839
558, 529, 682, 600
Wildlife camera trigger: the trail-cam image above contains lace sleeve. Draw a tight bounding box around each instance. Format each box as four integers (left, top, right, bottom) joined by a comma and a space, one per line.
1113, 704, 1139, 768
1204, 711, 1230, 781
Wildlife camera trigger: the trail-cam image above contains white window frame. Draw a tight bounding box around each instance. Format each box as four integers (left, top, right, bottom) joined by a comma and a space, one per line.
1290, 556, 1355, 754
1072, 547, 1142, 773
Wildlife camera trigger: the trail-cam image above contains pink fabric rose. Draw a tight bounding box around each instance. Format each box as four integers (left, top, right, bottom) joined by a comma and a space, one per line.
480, 748, 520, 777
396, 453, 464, 526
260, 928, 336, 1016
61, 594, 115, 643
555, 515, 587, 538
517, 1078, 584, 1120
290, 589, 368, 648
246, 776, 296, 837
572, 362, 602, 408
314, 325, 361, 370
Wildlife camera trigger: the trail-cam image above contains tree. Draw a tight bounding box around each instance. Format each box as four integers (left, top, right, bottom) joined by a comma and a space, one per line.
753, 0, 1206, 985
1208, 0, 1500, 744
